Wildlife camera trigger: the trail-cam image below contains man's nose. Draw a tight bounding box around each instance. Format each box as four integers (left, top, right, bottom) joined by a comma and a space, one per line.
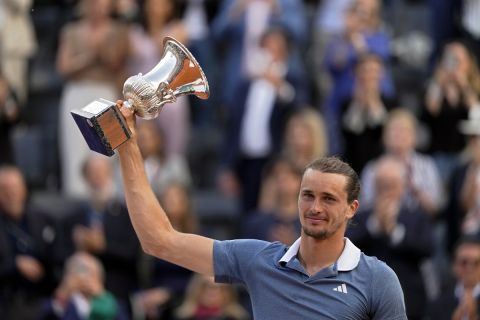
311, 198, 324, 213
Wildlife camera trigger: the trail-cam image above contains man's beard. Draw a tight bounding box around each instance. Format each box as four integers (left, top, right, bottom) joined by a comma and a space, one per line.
302, 226, 330, 240
302, 217, 345, 240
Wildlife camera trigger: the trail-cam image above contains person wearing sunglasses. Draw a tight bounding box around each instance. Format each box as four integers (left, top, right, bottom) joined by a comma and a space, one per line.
426, 235, 480, 320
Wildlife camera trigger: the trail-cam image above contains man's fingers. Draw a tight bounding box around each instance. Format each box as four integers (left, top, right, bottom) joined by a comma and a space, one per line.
116, 99, 137, 136
117, 100, 134, 118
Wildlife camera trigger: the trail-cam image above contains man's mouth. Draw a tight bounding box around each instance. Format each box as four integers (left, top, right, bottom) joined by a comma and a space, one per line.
305, 215, 328, 222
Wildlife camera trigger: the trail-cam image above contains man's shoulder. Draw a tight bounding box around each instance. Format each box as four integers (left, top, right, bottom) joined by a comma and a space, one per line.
213, 239, 288, 283
359, 251, 390, 268
357, 251, 399, 280
216, 238, 287, 251
357, 251, 406, 317
359, 251, 381, 264
214, 238, 288, 260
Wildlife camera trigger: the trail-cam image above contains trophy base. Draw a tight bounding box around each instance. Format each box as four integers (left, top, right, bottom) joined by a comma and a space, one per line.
71, 99, 132, 157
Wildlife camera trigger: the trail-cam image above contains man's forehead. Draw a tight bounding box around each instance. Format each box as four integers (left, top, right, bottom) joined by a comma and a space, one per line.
301, 170, 348, 190
302, 169, 347, 181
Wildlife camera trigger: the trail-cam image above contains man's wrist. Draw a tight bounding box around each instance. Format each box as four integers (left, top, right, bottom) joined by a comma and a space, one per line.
117, 136, 138, 154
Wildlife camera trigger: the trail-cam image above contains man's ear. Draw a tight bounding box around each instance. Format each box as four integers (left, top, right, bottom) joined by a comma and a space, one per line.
347, 200, 360, 219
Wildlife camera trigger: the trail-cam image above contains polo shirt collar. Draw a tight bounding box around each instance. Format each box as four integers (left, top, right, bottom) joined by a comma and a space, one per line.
279, 237, 361, 271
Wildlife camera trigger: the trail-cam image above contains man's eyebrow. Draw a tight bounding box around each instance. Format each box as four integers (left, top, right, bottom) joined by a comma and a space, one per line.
300, 189, 338, 198
321, 191, 338, 198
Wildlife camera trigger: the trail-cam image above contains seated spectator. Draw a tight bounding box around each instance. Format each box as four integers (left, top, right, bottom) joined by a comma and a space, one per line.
340, 53, 397, 173
39, 252, 128, 320
422, 40, 480, 184
347, 156, 434, 320
446, 107, 480, 252
280, 107, 328, 174
132, 182, 197, 319
426, 235, 480, 320
60, 155, 140, 312
360, 109, 444, 216
243, 157, 301, 245
323, 0, 394, 154
0, 165, 58, 319
173, 274, 250, 320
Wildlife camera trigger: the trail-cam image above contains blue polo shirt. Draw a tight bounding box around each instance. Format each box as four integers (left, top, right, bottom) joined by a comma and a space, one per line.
214, 237, 407, 320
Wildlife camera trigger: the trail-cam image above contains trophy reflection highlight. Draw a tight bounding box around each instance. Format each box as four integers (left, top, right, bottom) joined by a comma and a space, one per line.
71, 36, 209, 156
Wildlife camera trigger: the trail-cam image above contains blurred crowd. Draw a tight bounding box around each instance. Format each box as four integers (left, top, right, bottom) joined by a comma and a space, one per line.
1, 0, 480, 319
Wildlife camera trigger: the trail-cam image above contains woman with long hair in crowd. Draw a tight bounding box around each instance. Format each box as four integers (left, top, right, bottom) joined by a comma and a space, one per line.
422, 40, 480, 184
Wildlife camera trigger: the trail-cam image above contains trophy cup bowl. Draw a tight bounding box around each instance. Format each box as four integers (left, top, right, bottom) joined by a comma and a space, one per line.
70, 37, 209, 156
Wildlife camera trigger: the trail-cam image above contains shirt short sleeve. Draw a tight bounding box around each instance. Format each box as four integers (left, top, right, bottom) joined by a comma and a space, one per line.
213, 239, 272, 284
370, 260, 408, 320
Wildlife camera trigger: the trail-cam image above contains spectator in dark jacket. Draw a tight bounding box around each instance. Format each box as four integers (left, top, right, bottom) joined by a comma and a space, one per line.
0, 165, 58, 319
59, 155, 140, 312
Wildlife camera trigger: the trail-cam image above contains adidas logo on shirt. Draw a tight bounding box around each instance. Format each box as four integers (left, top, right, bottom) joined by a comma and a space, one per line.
333, 283, 348, 294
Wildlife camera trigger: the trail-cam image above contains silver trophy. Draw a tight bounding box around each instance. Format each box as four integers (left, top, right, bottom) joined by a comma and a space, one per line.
71, 36, 209, 156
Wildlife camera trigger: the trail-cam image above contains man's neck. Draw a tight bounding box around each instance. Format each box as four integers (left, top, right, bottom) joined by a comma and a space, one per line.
298, 233, 346, 276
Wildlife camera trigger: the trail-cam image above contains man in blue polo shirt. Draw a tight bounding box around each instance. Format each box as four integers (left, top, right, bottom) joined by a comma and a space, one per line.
115, 101, 407, 319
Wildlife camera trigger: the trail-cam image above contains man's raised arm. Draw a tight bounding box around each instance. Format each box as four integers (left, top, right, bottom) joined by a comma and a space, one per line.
116, 101, 214, 276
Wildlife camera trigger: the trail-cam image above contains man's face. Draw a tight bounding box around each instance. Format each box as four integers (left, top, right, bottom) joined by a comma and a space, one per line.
298, 169, 358, 240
